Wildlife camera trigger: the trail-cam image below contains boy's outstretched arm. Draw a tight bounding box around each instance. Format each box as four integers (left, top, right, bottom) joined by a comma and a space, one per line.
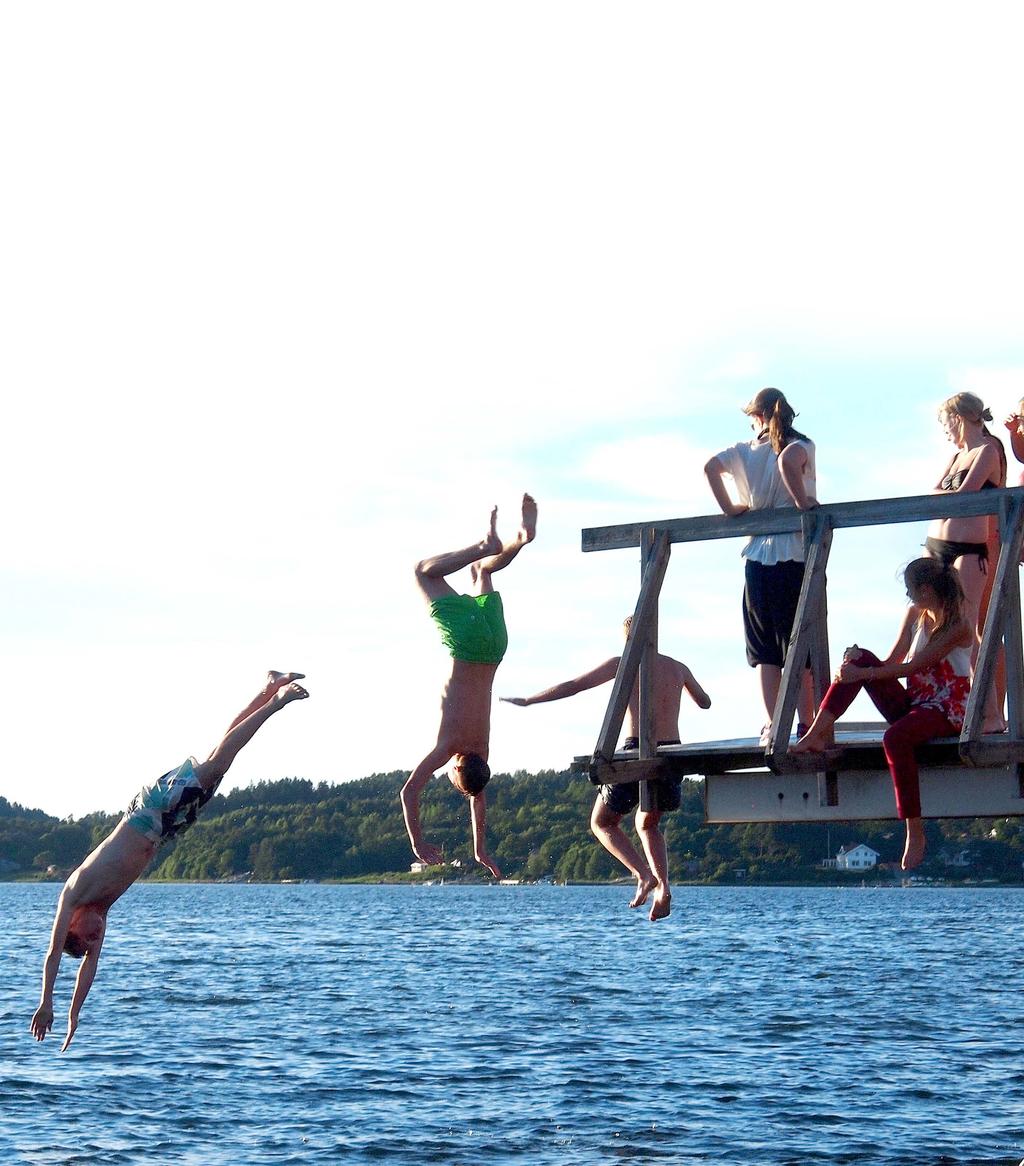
500, 658, 619, 706
401, 746, 451, 865
469, 793, 501, 879
31, 887, 77, 1042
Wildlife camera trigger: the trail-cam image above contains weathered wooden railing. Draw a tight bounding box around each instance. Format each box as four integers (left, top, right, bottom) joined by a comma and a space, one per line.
580, 487, 1024, 821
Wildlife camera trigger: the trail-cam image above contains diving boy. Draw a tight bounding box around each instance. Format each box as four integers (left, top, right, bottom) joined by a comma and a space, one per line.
30, 671, 309, 1050
401, 495, 537, 878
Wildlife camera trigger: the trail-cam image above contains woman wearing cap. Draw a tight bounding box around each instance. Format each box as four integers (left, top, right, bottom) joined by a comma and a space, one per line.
704, 388, 818, 745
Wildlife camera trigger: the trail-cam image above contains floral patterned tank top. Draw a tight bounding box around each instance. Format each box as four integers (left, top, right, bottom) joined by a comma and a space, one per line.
905, 622, 971, 730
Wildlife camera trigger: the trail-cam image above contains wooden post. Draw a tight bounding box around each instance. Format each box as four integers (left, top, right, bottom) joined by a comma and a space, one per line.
592, 529, 671, 768
766, 509, 833, 770
962, 493, 1024, 764
638, 528, 664, 812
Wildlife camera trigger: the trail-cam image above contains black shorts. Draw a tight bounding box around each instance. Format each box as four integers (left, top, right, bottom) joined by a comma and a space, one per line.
601, 738, 682, 816
743, 558, 806, 668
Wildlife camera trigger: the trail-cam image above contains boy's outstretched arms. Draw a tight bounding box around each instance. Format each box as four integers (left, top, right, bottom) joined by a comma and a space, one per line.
500, 658, 619, 706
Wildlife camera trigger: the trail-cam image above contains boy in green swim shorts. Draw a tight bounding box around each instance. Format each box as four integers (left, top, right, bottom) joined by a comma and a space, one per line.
30, 672, 309, 1051
401, 494, 537, 878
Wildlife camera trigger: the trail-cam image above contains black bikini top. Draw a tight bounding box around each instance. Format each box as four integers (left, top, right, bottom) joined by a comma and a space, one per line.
941, 466, 998, 491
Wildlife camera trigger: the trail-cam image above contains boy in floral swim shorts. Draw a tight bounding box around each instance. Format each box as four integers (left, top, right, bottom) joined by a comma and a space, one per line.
30, 671, 308, 1051
401, 494, 537, 878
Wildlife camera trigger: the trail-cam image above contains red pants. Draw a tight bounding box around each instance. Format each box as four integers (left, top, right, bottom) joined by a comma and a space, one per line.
820, 649, 956, 820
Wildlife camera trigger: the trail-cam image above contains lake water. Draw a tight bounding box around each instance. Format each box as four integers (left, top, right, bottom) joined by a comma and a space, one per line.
3, 882, 1024, 1165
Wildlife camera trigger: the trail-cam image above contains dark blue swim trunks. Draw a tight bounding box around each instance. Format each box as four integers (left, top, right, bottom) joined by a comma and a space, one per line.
600, 738, 682, 816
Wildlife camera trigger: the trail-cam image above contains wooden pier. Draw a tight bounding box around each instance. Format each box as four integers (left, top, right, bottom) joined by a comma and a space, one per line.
577, 487, 1024, 822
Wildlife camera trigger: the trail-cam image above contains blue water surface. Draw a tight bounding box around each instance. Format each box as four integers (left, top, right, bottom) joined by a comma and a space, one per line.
3, 882, 1024, 1165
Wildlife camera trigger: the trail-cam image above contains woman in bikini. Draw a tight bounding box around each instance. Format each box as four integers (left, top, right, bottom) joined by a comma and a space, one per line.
926, 392, 1006, 730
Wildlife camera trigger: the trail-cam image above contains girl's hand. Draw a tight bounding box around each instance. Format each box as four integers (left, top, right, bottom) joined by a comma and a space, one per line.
1004, 413, 1023, 434
836, 662, 870, 683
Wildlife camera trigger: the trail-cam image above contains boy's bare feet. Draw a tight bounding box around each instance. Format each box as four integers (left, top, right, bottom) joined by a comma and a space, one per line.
901, 819, 926, 870
519, 493, 538, 543
274, 683, 310, 706
267, 670, 306, 693
649, 887, 671, 922
482, 506, 502, 556
629, 873, 656, 908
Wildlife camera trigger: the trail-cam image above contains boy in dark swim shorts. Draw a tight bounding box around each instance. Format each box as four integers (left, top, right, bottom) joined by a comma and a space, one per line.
601, 737, 683, 815
502, 617, 711, 921
401, 495, 537, 879
30, 672, 309, 1051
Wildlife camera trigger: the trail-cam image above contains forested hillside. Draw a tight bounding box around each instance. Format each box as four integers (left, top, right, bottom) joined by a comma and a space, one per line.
4, 772, 1024, 883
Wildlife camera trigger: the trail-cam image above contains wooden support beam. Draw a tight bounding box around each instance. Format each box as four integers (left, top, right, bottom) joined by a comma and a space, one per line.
999, 494, 1024, 742
591, 529, 670, 769
637, 528, 667, 812
589, 758, 668, 786
582, 487, 1024, 552
961, 493, 1024, 765
766, 509, 833, 767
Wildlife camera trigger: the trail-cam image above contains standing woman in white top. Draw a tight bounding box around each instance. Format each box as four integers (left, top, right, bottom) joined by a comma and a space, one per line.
704, 388, 818, 742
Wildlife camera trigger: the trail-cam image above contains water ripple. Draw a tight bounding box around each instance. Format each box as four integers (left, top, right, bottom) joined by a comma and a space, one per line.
4, 883, 1024, 1164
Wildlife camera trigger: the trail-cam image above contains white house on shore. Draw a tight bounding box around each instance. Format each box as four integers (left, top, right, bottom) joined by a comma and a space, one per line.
835, 843, 880, 871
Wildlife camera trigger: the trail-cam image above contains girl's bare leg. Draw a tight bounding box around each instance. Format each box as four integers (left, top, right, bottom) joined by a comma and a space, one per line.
971, 553, 1008, 732
193, 676, 309, 791
902, 817, 926, 870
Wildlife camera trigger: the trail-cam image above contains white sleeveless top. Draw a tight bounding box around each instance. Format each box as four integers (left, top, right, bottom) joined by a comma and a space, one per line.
713, 436, 817, 565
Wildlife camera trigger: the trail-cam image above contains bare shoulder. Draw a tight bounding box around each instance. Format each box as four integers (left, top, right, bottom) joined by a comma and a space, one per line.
659, 653, 692, 678
778, 441, 809, 468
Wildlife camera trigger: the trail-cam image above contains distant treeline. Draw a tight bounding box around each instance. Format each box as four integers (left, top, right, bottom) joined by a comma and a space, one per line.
3, 773, 1024, 884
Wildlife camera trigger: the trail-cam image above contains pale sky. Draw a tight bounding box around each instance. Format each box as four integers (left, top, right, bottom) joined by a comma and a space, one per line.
2, 2, 1022, 817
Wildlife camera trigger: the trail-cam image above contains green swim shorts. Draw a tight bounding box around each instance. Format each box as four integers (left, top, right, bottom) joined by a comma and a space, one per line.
429, 592, 508, 664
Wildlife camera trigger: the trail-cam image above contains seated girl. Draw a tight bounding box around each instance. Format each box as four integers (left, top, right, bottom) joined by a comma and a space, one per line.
792, 558, 972, 871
